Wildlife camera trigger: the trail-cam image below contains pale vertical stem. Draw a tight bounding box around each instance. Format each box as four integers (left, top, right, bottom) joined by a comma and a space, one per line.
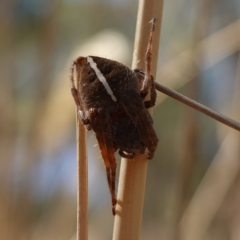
179, 52, 240, 240
176, 0, 215, 227
112, 1, 163, 240
76, 66, 88, 240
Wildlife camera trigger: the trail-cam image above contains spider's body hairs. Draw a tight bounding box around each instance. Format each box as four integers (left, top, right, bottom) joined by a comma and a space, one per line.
87, 56, 117, 102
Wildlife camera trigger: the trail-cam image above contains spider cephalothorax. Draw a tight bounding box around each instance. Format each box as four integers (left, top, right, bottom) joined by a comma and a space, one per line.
70, 17, 158, 215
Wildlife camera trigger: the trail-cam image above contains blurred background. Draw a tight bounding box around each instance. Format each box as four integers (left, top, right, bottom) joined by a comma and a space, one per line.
1, 0, 240, 239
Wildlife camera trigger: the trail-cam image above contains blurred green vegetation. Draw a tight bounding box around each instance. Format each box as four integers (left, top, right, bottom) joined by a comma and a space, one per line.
1, 0, 240, 239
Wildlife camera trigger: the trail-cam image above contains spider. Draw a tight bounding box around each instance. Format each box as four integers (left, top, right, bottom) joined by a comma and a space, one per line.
70, 17, 158, 215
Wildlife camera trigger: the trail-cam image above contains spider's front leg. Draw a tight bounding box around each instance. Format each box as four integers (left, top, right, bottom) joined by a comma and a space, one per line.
120, 90, 158, 159
70, 59, 91, 130
88, 108, 117, 215
141, 17, 156, 94
135, 17, 157, 110
134, 69, 157, 109
142, 75, 156, 109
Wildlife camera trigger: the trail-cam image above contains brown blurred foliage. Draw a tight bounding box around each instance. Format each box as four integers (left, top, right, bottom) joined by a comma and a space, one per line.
0, 0, 240, 239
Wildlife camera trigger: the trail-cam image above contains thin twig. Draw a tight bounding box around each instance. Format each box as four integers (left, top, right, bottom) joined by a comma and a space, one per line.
155, 82, 240, 132
75, 65, 88, 240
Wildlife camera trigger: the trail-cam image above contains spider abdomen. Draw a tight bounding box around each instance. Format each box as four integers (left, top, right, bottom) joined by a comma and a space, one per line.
110, 111, 144, 154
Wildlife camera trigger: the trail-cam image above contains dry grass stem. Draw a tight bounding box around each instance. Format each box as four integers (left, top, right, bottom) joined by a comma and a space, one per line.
112, 0, 163, 239
76, 65, 88, 240
179, 50, 240, 240
180, 131, 240, 240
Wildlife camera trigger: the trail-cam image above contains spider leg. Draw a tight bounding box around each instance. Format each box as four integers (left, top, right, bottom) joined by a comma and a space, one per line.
143, 75, 156, 109
89, 108, 117, 215
120, 90, 158, 159
134, 69, 157, 109
141, 17, 156, 95
135, 18, 157, 111
70, 58, 91, 130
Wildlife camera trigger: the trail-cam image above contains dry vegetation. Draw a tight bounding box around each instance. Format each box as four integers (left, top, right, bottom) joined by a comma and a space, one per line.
0, 0, 240, 239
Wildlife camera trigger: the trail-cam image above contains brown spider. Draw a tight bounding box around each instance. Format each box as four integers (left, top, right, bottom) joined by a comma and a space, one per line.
70, 17, 158, 215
